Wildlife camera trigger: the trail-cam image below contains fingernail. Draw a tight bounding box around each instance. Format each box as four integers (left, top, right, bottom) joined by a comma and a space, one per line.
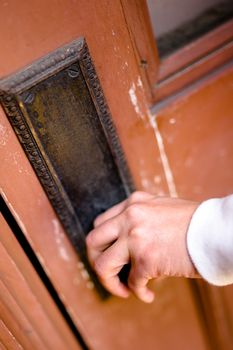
122, 290, 130, 298
144, 293, 155, 303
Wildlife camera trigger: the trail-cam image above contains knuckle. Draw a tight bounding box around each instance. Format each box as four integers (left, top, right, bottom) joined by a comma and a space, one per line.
93, 216, 101, 228
93, 211, 106, 227
125, 204, 141, 222
128, 227, 142, 239
128, 191, 144, 204
86, 234, 93, 248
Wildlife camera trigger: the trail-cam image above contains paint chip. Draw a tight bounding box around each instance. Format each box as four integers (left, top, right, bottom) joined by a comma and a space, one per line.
169, 118, 176, 124
0, 123, 9, 146
148, 112, 178, 197
129, 83, 144, 120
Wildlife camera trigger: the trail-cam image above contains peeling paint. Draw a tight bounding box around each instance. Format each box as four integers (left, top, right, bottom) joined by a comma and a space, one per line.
128, 77, 146, 120
77, 260, 92, 283
136, 76, 143, 88
58, 246, 70, 262
77, 261, 84, 269
122, 61, 128, 71
169, 118, 176, 124
128, 82, 144, 120
12, 151, 24, 173
127, 74, 178, 197
148, 113, 178, 198
139, 166, 162, 194
80, 268, 90, 281
52, 219, 70, 261
0, 123, 9, 146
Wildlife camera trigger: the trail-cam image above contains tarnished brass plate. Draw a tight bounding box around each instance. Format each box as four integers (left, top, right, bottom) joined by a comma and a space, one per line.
0, 38, 134, 296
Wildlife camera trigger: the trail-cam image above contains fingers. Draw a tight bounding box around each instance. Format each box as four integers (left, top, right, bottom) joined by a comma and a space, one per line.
87, 191, 157, 302
87, 213, 127, 264
94, 200, 127, 228
93, 239, 130, 298
101, 275, 130, 298
128, 263, 154, 303
94, 191, 155, 228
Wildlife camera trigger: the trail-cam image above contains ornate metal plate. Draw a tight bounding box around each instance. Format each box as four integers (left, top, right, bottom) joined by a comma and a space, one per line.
0, 38, 134, 296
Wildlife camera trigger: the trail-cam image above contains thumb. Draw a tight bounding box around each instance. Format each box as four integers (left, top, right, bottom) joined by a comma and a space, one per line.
128, 263, 154, 303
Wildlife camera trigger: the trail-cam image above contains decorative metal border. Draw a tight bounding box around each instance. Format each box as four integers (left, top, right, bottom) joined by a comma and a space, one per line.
0, 38, 135, 297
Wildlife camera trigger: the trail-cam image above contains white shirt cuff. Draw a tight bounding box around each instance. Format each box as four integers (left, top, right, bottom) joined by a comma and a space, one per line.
187, 195, 233, 286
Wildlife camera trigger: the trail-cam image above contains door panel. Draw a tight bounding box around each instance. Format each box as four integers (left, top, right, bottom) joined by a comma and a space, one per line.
153, 65, 233, 200
0, 214, 81, 350
0, 318, 23, 350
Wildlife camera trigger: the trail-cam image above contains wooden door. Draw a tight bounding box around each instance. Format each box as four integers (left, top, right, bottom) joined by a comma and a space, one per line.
0, 1, 232, 349
0, 209, 81, 350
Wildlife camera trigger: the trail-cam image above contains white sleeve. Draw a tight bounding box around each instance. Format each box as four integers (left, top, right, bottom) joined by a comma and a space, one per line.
187, 194, 233, 286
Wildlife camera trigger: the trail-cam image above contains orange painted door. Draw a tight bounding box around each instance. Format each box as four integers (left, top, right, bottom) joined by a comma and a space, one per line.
0, 1, 233, 349
0, 212, 81, 350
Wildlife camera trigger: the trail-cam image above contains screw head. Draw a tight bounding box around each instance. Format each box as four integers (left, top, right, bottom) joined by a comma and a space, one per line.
67, 66, 79, 78
23, 92, 35, 104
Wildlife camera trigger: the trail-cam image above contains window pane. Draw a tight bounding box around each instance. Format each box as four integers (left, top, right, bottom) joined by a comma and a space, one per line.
147, 0, 233, 57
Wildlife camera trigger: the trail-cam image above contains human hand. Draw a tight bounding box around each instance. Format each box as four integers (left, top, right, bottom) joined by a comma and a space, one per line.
86, 191, 200, 303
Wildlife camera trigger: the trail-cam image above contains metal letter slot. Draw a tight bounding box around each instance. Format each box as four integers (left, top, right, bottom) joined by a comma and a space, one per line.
0, 38, 134, 297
